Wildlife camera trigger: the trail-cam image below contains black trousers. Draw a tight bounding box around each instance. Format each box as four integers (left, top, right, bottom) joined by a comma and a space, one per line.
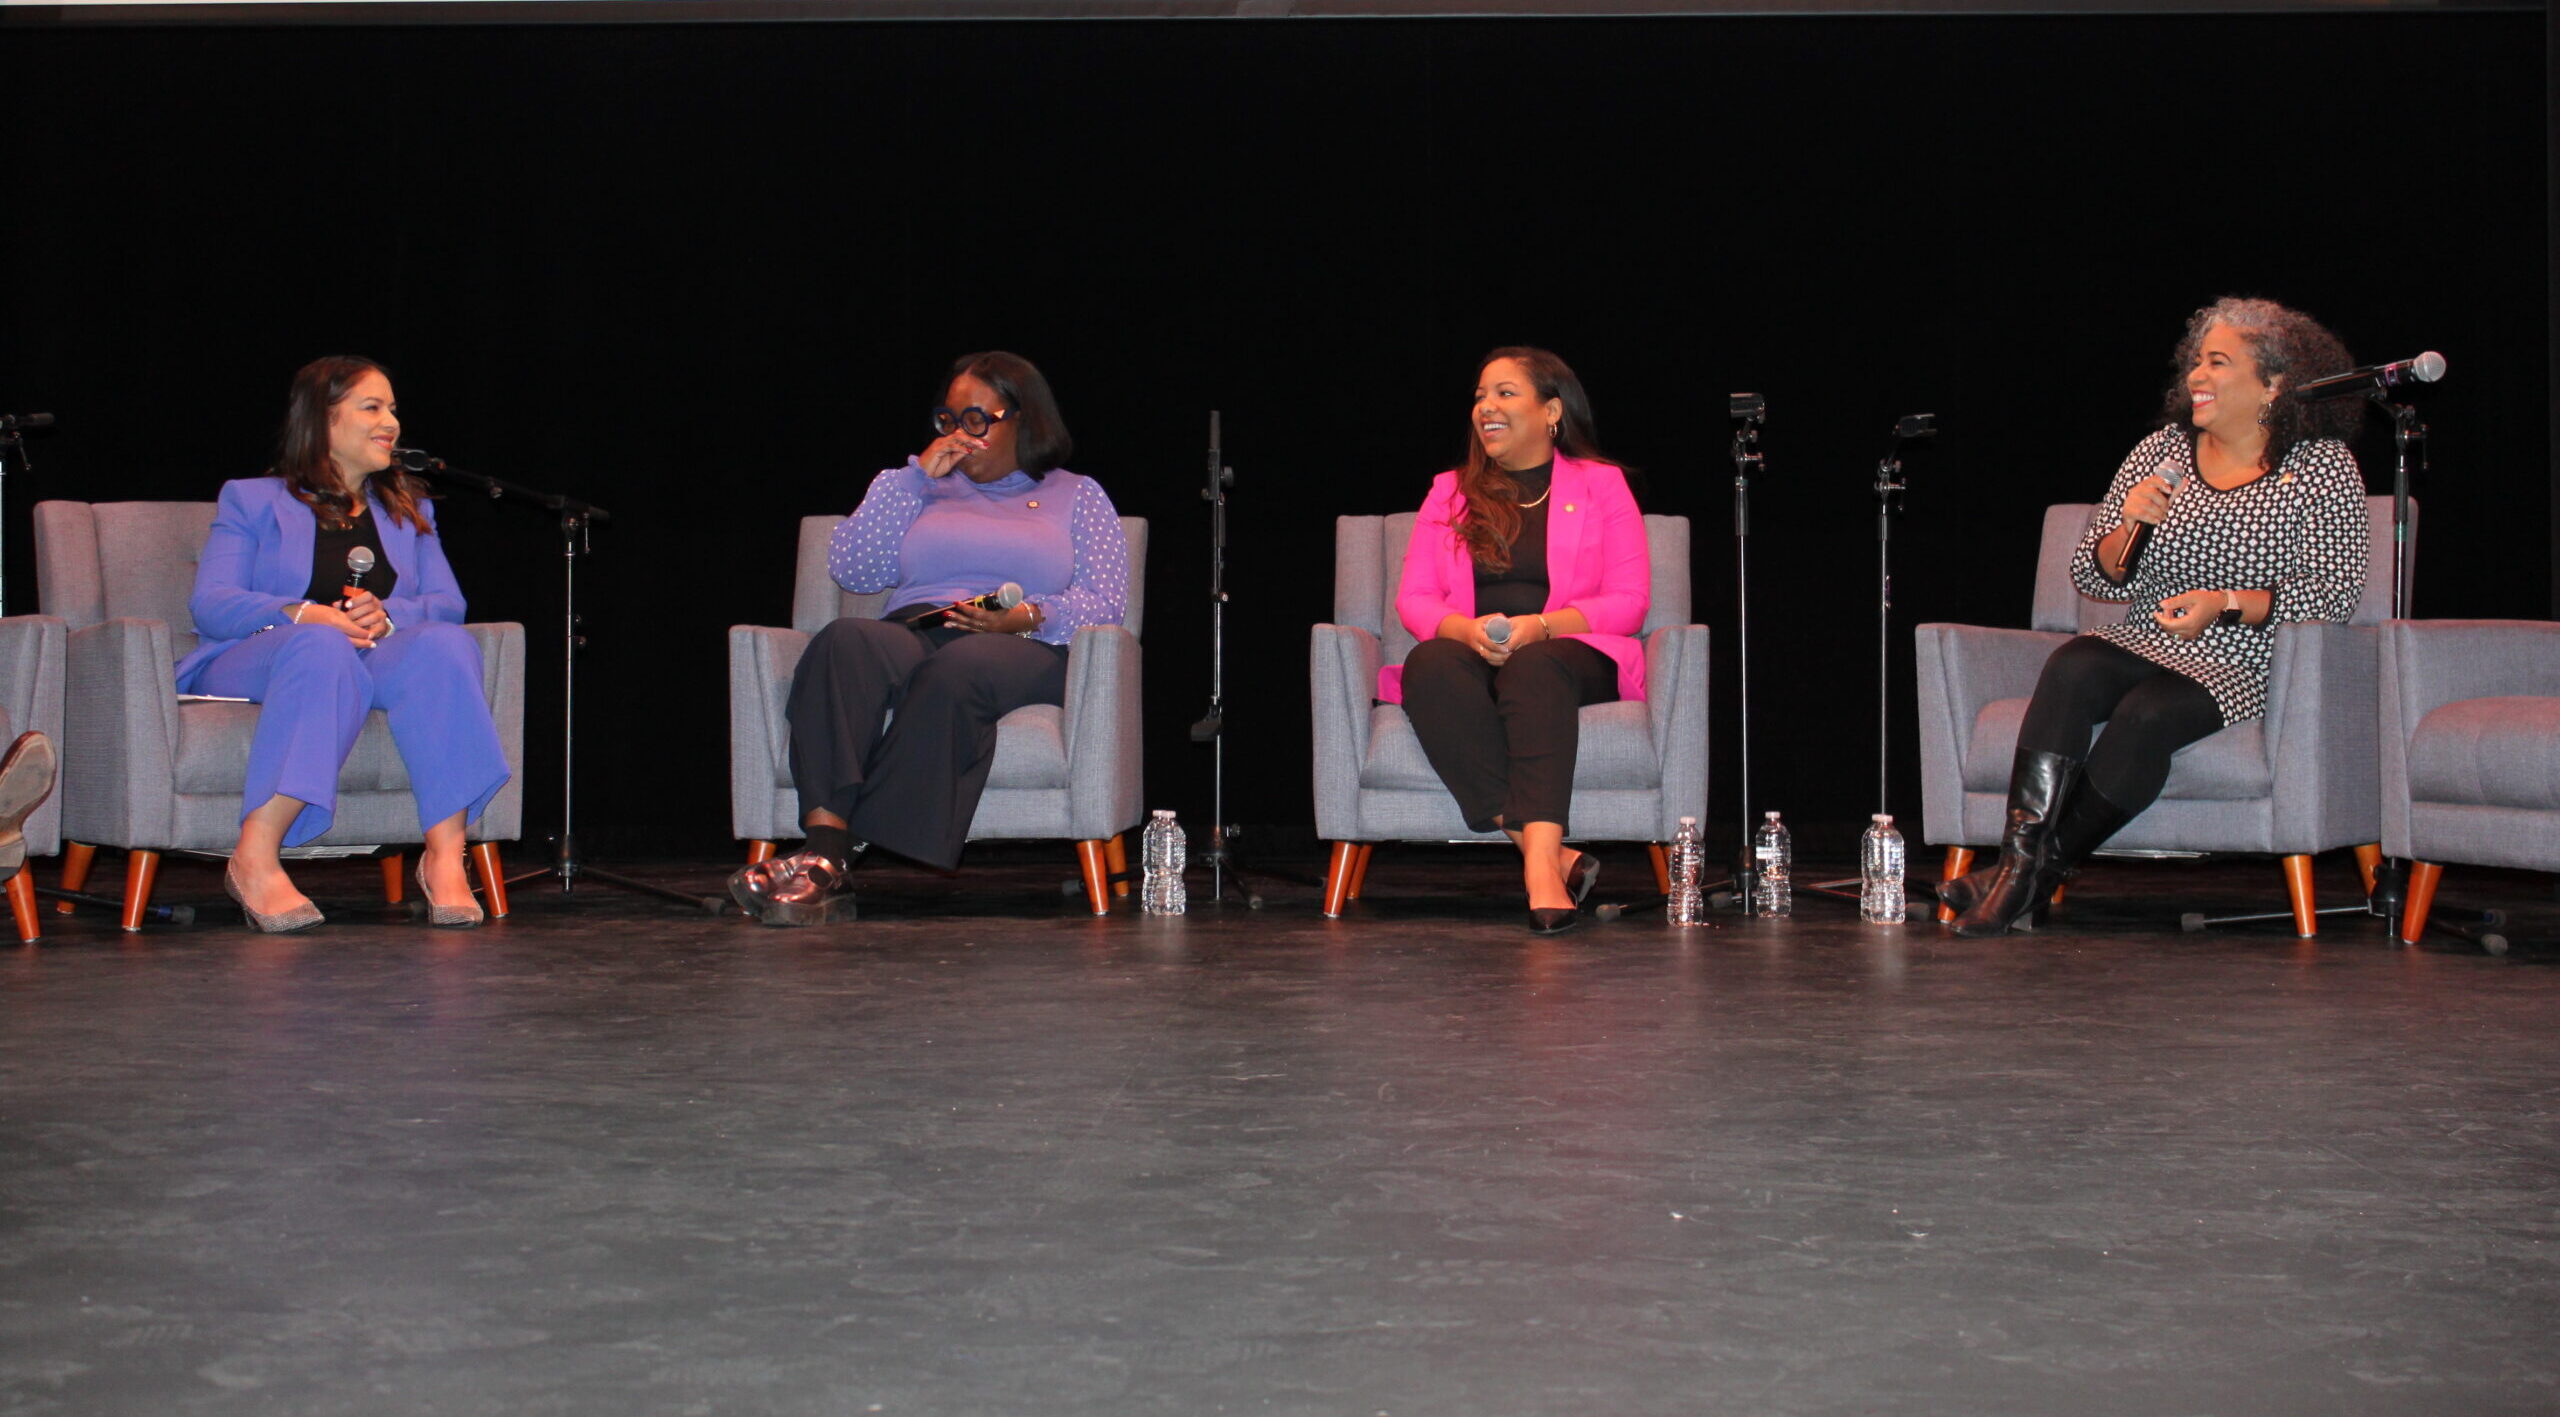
784, 615, 1068, 870
2014, 635, 2226, 813
1402, 636, 1619, 834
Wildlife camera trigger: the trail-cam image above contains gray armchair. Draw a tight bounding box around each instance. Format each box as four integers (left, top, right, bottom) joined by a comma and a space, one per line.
727, 515, 1148, 915
1310, 513, 1709, 914
0, 612, 66, 942
2380, 619, 2560, 946
1914, 497, 2407, 937
35, 501, 526, 931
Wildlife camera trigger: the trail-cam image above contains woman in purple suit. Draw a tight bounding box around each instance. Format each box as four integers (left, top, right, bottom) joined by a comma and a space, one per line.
177, 356, 509, 932
728, 351, 1129, 926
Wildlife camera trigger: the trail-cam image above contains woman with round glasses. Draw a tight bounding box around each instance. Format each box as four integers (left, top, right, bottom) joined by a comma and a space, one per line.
1387, 346, 1650, 936
729, 351, 1129, 925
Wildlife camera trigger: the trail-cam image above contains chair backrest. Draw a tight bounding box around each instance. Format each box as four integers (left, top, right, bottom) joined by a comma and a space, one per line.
35, 500, 219, 657
2030, 496, 2412, 633
790, 514, 1150, 640
1334, 512, 1691, 668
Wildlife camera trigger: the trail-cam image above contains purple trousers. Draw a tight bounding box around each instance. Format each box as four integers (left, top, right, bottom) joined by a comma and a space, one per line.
189, 622, 509, 847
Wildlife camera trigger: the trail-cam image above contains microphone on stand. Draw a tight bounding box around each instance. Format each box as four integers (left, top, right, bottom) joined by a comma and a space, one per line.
2116, 459, 2186, 579
0, 413, 54, 432
902, 582, 1024, 624
394, 447, 444, 473
2292, 351, 2447, 403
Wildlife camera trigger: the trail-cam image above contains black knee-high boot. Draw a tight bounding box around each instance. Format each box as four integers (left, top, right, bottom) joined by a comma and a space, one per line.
1953, 748, 2084, 937
1939, 777, 2139, 924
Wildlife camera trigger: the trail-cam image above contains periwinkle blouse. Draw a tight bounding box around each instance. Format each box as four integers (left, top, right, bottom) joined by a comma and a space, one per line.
826, 458, 1129, 647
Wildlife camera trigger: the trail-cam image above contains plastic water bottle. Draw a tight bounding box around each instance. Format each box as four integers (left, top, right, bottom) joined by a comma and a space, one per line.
1141, 809, 1187, 916
1751, 810, 1792, 918
1667, 816, 1708, 926
1860, 813, 1907, 925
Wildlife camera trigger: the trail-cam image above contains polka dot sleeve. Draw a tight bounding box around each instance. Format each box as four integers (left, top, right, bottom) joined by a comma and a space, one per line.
2069, 427, 2187, 603
827, 461, 930, 594
1024, 476, 1130, 646
2266, 443, 2369, 626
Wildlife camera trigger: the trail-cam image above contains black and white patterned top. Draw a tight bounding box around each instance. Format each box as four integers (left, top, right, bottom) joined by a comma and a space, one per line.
2068, 426, 2369, 725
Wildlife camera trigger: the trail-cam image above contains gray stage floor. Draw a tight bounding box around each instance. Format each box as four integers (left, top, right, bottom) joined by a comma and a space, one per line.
4, 847, 2556, 1416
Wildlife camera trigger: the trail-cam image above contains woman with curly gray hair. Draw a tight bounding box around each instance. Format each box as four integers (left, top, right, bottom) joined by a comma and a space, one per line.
1945, 298, 2370, 936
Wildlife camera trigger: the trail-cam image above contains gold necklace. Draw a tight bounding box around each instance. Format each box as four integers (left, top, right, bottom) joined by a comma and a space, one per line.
1518, 486, 1551, 509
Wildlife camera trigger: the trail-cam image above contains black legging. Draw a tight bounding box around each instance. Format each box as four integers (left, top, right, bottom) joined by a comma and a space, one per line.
784, 614, 1068, 870
1401, 636, 1618, 834
2014, 636, 2226, 813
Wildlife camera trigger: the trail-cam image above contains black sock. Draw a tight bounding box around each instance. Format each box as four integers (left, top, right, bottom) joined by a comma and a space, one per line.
804, 824, 857, 866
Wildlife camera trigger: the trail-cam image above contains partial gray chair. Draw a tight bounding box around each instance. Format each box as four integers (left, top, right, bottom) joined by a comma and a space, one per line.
0, 611, 66, 942
727, 515, 1148, 915
1310, 513, 1709, 914
35, 500, 527, 931
1914, 496, 2409, 938
2380, 619, 2560, 946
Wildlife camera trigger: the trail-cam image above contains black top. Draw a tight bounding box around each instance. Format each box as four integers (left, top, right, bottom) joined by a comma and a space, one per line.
1473, 459, 1553, 618
303, 501, 397, 605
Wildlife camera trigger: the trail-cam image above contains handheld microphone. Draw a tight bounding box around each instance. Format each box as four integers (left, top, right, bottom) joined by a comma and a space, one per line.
1484, 615, 1513, 647
2292, 351, 2446, 403
0, 413, 54, 432
904, 582, 1024, 624
343, 546, 376, 595
2117, 459, 2186, 578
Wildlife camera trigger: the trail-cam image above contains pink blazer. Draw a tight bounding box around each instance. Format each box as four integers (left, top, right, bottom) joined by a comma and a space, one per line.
1378, 455, 1651, 704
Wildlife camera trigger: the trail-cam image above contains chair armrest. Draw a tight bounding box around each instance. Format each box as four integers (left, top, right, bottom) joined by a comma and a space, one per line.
1310, 624, 1381, 840
2262, 621, 2380, 851
1643, 624, 1710, 838
461, 623, 527, 841
0, 615, 68, 854
63, 617, 181, 847
1913, 623, 2069, 846
1060, 624, 1142, 840
728, 624, 812, 841
2382, 620, 2560, 727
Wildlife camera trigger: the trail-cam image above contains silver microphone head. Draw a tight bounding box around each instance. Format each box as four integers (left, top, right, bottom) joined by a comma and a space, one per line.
2411, 351, 2447, 383
2155, 458, 2187, 490
1484, 615, 1513, 645
345, 546, 377, 587
995, 582, 1025, 610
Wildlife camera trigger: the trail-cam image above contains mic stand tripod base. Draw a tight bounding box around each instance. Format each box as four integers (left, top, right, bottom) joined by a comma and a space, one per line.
508, 832, 733, 914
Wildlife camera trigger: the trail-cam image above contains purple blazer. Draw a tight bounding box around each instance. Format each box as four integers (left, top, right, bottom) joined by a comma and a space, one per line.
175, 477, 468, 690
1380, 455, 1651, 704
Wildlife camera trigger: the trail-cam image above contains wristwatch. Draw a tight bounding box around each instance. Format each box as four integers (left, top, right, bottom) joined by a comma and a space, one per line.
2214, 590, 2245, 627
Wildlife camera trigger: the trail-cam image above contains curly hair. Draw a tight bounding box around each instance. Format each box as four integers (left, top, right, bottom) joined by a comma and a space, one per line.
273, 355, 432, 534
1455, 346, 1619, 571
2158, 297, 2362, 467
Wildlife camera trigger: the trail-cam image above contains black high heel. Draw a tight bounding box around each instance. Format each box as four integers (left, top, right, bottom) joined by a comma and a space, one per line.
1527, 906, 1582, 936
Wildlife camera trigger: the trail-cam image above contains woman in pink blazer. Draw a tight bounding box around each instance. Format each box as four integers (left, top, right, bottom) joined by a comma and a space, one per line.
1388, 347, 1650, 934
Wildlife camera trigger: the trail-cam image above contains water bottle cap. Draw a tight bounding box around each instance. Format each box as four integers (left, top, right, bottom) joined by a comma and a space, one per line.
1763, 810, 1779, 821
1677, 815, 1697, 827
1152, 808, 1173, 819
1872, 813, 1892, 824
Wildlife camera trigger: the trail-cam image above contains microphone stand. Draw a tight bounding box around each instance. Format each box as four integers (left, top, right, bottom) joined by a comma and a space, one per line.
405, 455, 712, 912
1187, 411, 1263, 908
1807, 415, 1933, 912
1701, 397, 1768, 914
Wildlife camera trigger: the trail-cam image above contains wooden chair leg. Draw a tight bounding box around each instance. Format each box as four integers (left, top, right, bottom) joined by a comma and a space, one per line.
121, 849, 160, 934
1937, 846, 1975, 922
1106, 833, 1131, 898
1074, 840, 1111, 915
2400, 860, 2444, 946
746, 839, 777, 865
1649, 843, 1673, 896
8, 870, 39, 944
57, 841, 96, 915
2353, 842, 2383, 897
1322, 841, 1360, 918
469, 842, 510, 919
2281, 853, 2317, 938
1345, 842, 1374, 902
380, 852, 407, 904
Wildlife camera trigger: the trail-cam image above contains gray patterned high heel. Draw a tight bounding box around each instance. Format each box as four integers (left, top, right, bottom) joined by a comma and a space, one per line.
413, 859, 485, 929
224, 863, 324, 934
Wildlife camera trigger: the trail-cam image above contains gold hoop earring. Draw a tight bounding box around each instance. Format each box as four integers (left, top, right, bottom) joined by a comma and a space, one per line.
1546, 421, 1560, 442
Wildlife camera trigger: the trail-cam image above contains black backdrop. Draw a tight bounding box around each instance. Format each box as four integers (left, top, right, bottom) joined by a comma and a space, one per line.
3, 11, 2549, 864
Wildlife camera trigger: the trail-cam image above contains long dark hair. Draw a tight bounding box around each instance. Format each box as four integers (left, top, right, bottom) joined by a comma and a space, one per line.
1456, 346, 1615, 570
946, 350, 1073, 479
272, 355, 431, 533
2157, 297, 2362, 470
